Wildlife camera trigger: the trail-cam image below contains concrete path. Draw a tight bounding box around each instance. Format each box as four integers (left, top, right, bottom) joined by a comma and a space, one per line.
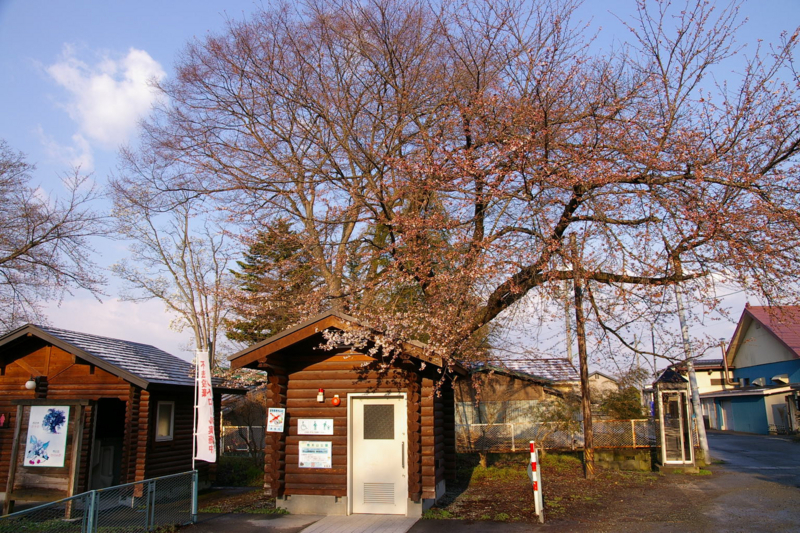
186, 513, 323, 533
187, 513, 420, 533
301, 514, 419, 533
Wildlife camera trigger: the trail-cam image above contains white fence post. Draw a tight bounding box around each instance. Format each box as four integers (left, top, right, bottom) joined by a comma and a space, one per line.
527, 441, 544, 523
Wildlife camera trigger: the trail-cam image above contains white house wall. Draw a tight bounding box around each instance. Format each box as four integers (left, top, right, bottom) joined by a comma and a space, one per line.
764, 394, 785, 426
735, 321, 796, 368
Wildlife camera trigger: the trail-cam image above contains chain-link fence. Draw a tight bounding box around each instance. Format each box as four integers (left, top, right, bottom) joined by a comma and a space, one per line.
0, 470, 197, 533
455, 417, 705, 453
456, 419, 659, 452
220, 425, 265, 457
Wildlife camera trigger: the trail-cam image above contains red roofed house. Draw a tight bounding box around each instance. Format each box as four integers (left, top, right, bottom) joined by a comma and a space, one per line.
702, 305, 800, 434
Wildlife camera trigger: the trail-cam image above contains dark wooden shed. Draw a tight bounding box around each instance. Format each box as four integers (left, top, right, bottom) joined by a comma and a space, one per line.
228, 311, 466, 517
0, 324, 231, 513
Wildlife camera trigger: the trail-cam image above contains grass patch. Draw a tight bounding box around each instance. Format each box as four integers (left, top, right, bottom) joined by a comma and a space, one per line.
493, 512, 511, 521
423, 508, 453, 519
541, 452, 583, 474
693, 469, 712, 476
244, 506, 290, 515
470, 466, 528, 483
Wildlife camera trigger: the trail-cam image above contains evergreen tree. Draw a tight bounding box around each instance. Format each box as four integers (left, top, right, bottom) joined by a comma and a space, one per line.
225, 220, 318, 344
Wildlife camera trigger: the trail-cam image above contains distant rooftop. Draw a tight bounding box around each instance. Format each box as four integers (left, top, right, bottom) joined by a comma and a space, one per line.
1, 324, 197, 389
485, 358, 580, 383
740, 306, 800, 357
692, 358, 723, 368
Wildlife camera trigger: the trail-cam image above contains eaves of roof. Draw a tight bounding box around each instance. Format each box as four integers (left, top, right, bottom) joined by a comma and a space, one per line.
228, 310, 467, 375
0, 324, 151, 389
700, 384, 796, 399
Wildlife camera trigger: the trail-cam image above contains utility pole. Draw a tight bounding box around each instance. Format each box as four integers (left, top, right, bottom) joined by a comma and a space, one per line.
674, 284, 710, 463
564, 279, 574, 365
571, 235, 594, 479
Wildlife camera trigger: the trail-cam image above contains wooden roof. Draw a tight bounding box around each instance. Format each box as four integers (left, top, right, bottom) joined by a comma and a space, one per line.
0, 324, 197, 390
726, 305, 800, 365
228, 310, 466, 375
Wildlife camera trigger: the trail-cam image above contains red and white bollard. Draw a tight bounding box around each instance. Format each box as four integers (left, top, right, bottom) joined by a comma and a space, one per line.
527, 441, 544, 523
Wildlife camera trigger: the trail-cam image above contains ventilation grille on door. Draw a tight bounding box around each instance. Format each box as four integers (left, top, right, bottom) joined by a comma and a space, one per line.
363, 483, 394, 504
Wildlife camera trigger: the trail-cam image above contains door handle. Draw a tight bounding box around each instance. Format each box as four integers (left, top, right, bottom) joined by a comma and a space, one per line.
401, 442, 405, 468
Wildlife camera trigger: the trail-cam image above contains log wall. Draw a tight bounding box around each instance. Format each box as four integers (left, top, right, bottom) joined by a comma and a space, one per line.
259, 346, 454, 505
1, 344, 130, 491
1, 340, 206, 495
282, 352, 404, 498
144, 389, 195, 479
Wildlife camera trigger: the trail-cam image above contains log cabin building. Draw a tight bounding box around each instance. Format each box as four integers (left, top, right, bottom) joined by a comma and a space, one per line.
0, 324, 231, 513
228, 311, 466, 517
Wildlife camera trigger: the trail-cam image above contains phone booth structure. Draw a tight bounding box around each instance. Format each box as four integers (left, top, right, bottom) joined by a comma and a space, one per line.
654, 368, 695, 469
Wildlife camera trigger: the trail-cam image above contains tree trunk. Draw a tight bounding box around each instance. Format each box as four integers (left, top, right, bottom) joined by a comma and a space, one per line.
573, 235, 594, 479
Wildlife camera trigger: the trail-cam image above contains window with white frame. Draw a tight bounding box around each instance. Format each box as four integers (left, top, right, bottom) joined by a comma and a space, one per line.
155, 401, 174, 441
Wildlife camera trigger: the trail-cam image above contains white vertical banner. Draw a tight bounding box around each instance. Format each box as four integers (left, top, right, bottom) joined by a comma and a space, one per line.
194, 350, 216, 463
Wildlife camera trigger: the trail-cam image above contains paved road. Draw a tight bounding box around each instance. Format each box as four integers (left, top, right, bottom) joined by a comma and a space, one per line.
707, 430, 800, 488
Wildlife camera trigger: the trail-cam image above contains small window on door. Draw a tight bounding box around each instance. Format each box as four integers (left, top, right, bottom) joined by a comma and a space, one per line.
363, 404, 394, 439
156, 401, 174, 441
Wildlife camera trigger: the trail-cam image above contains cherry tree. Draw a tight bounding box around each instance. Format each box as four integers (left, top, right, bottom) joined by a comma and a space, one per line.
128, 0, 800, 370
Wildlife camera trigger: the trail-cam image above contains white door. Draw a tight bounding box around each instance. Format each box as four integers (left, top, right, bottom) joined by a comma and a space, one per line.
351, 395, 407, 515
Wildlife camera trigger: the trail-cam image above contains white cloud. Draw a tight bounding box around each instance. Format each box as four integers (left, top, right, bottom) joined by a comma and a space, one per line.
37, 127, 94, 171
46, 45, 165, 150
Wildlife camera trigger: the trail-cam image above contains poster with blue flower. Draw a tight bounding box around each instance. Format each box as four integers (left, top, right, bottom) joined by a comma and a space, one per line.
24, 406, 70, 467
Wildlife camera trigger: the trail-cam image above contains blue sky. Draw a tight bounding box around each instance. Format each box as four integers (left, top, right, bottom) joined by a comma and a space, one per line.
0, 0, 796, 363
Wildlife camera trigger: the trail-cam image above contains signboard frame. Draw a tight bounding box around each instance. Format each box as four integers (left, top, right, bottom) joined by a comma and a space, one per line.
298, 440, 332, 469
267, 408, 286, 433
297, 418, 334, 435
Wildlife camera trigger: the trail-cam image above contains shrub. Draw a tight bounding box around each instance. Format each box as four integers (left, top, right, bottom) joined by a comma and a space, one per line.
216, 456, 263, 486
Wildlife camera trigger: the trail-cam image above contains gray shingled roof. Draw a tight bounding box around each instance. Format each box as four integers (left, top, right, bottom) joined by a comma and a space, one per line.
486, 358, 580, 382
0, 324, 196, 389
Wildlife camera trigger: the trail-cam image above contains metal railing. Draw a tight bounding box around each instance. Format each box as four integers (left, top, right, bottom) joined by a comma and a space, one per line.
456, 419, 658, 452
0, 470, 197, 532
220, 425, 265, 456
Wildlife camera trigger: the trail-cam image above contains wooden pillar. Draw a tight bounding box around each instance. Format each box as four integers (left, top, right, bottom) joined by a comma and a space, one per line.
2, 405, 24, 515
441, 380, 457, 481
421, 378, 440, 499
121, 386, 140, 484
135, 391, 150, 482
407, 372, 423, 501
264, 368, 287, 497
77, 404, 94, 492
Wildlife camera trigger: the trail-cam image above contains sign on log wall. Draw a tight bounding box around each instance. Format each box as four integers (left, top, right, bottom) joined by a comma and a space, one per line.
2, 400, 88, 515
